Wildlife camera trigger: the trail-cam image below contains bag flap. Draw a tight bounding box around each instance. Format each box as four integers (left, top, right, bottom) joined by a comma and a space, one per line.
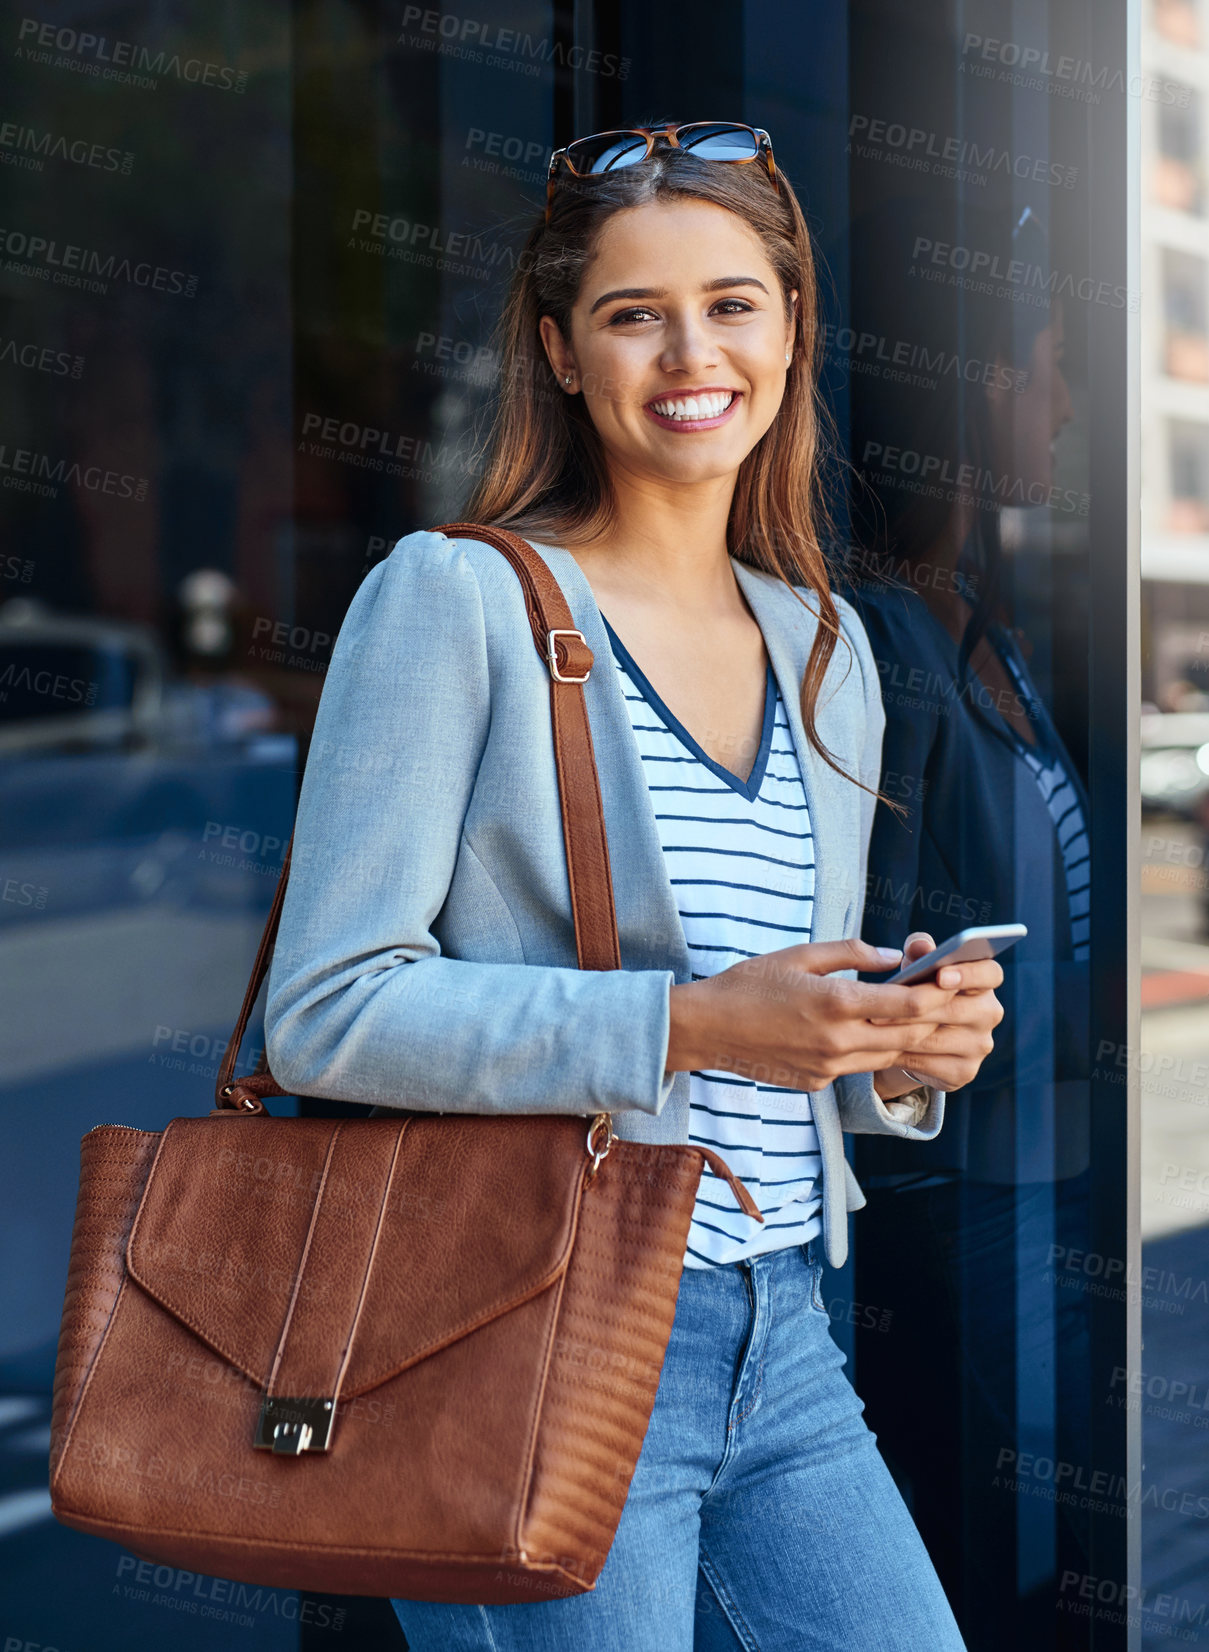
126, 1112, 590, 1399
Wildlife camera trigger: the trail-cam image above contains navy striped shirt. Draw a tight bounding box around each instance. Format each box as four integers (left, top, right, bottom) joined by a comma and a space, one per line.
992, 629, 1090, 960
600, 614, 823, 1268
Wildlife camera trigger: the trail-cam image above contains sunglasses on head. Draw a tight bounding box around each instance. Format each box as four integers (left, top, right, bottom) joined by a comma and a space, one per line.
545, 121, 778, 223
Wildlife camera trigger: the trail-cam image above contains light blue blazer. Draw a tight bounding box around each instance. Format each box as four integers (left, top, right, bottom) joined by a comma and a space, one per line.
263, 528, 946, 1268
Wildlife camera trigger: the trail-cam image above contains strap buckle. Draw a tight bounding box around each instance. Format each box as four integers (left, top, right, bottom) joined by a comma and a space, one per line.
546, 628, 591, 683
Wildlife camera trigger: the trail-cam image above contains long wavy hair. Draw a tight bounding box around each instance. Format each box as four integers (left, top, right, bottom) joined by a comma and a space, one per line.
461, 130, 862, 786
845, 199, 1054, 683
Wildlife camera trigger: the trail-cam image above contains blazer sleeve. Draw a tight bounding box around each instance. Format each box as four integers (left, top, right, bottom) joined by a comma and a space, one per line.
828, 590, 946, 1142
263, 529, 678, 1117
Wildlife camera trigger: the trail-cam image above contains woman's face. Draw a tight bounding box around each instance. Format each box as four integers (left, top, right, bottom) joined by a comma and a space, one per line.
986, 299, 1074, 492
539, 197, 798, 494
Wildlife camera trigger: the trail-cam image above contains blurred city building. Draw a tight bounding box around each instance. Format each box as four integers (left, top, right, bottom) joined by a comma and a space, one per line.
1145, 0, 1209, 710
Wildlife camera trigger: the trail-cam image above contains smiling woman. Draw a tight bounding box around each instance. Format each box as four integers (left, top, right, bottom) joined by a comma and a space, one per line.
271, 118, 1011, 1651
544, 223, 789, 451
528, 197, 802, 782
466, 157, 854, 815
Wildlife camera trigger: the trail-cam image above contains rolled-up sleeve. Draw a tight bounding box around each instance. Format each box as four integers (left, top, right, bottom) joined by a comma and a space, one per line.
264, 529, 677, 1117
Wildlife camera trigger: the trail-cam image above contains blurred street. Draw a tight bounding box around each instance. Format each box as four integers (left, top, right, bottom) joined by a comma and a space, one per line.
1139, 819, 1209, 1646
1141, 815, 1209, 1241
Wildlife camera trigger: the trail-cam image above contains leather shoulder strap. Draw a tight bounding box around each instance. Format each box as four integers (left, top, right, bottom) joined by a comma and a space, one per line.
215, 523, 621, 1107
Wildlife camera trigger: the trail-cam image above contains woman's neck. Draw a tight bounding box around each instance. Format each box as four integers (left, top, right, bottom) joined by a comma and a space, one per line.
561, 470, 741, 617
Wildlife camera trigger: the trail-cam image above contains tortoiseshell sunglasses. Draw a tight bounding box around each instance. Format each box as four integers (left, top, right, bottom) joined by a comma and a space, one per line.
545, 122, 778, 222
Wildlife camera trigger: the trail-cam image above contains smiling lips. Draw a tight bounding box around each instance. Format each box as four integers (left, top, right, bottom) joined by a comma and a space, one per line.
644, 388, 740, 430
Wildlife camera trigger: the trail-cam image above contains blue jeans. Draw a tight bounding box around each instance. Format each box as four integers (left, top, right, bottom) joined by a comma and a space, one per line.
390, 1239, 967, 1651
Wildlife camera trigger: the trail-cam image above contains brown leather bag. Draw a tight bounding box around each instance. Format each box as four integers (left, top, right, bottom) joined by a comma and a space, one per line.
49, 522, 762, 1603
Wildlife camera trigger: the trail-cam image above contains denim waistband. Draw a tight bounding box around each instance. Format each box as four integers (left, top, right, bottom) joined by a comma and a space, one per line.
687, 1237, 821, 1279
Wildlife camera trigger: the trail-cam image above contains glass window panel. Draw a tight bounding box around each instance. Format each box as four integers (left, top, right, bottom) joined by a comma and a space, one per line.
0, 3, 1140, 1649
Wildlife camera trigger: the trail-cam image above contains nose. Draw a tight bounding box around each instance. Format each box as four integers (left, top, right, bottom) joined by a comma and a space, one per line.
658, 309, 719, 378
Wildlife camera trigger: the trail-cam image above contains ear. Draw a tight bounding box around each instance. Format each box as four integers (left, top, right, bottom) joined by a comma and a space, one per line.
538, 314, 575, 388
786, 287, 799, 351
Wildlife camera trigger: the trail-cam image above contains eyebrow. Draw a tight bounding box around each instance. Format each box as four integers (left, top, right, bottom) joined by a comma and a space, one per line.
588, 276, 770, 316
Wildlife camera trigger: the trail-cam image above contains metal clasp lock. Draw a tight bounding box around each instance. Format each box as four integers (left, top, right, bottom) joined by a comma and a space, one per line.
585, 1112, 614, 1179
254, 1395, 335, 1455
546, 628, 591, 683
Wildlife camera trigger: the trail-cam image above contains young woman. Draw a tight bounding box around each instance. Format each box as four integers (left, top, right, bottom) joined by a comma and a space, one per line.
265, 122, 1004, 1651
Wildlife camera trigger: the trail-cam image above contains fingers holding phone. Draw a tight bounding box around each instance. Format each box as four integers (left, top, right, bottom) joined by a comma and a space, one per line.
870, 925, 1014, 1090
867, 931, 1006, 1022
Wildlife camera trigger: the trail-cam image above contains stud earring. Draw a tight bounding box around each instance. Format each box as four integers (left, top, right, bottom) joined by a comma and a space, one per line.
564, 374, 572, 385
785, 350, 792, 364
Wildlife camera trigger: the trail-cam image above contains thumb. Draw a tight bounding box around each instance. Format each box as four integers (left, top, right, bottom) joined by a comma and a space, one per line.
791, 938, 905, 977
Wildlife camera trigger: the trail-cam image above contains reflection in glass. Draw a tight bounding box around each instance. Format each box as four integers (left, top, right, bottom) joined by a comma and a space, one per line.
843, 196, 1094, 1643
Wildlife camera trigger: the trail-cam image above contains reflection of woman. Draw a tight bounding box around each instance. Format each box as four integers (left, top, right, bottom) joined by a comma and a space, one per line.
843, 200, 1093, 1625
265, 125, 1002, 1648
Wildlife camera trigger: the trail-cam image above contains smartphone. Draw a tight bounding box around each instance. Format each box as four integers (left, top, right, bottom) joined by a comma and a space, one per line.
883, 922, 1028, 985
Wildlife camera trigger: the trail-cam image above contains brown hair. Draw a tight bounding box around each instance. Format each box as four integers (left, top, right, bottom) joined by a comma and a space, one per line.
462, 139, 860, 785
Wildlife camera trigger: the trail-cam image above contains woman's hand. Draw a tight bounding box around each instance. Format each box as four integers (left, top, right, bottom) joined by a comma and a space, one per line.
868, 931, 1004, 1095
665, 936, 995, 1093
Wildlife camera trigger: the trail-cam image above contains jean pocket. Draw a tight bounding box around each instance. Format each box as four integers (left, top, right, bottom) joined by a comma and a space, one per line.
810, 1262, 829, 1314
800, 1242, 828, 1314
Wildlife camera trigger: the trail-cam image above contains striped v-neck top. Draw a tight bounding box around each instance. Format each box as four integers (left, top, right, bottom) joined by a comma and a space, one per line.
600, 614, 823, 1269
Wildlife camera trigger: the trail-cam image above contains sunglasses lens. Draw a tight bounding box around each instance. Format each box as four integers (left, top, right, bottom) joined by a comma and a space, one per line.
566, 131, 652, 174
676, 123, 761, 161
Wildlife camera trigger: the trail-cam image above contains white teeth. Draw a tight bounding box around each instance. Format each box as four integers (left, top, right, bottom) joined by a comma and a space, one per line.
650, 392, 735, 421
